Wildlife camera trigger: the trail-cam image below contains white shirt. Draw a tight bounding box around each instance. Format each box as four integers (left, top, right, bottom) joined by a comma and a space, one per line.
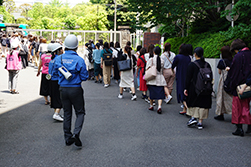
110, 47, 117, 58
160, 51, 176, 69
38, 43, 48, 53
144, 53, 150, 62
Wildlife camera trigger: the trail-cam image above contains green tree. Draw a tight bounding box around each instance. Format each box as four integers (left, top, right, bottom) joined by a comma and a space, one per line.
3, 0, 16, 13
19, 3, 32, 19
49, 0, 63, 7
0, 5, 14, 23
127, 0, 233, 36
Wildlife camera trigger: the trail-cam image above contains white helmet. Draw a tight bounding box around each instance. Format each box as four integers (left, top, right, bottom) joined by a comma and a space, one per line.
47, 43, 53, 52
64, 34, 78, 49
51, 43, 62, 52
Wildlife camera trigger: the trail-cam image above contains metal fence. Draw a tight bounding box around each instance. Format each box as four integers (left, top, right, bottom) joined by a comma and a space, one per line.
16, 29, 122, 53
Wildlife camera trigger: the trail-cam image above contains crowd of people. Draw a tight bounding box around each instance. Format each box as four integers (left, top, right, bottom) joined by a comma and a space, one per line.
1, 30, 251, 148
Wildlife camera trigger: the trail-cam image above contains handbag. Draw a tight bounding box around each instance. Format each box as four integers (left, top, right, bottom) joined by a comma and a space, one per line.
237, 84, 251, 99
222, 60, 232, 94
117, 56, 132, 71
144, 58, 157, 81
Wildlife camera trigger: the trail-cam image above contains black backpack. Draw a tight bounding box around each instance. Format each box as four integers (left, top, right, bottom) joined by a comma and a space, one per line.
1, 38, 6, 46
193, 61, 213, 96
103, 49, 113, 66
87, 48, 93, 63
115, 48, 123, 60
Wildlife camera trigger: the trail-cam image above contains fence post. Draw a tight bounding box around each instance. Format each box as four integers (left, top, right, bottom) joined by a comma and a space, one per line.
51, 31, 53, 41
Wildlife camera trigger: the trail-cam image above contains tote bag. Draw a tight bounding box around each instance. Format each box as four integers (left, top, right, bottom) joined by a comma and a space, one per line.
144, 58, 157, 81
117, 59, 132, 71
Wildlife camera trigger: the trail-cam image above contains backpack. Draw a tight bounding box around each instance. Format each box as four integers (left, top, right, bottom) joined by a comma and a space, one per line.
139, 56, 146, 75
103, 49, 113, 66
193, 61, 213, 96
1, 39, 6, 46
19, 44, 28, 56
87, 48, 94, 63
115, 48, 123, 60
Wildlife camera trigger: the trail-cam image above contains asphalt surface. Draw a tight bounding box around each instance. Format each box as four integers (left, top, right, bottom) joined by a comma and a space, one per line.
0, 57, 251, 167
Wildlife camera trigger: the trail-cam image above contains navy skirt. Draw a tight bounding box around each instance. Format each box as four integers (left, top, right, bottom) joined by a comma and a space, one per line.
148, 85, 165, 100
50, 80, 62, 109
40, 74, 50, 96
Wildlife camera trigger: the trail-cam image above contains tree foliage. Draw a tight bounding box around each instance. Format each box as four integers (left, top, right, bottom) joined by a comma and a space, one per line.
90, 0, 137, 32
3, 0, 15, 13
25, 1, 109, 30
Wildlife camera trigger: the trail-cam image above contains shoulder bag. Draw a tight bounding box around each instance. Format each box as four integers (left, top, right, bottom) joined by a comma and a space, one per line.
237, 84, 251, 99
117, 54, 132, 71
144, 58, 157, 81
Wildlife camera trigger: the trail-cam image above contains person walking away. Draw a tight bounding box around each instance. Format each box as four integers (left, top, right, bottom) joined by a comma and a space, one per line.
226, 39, 251, 136
214, 46, 233, 121
83, 43, 94, 80
118, 45, 137, 101
54, 34, 89, 148
93, 43, 103, 83
136, 47, 149, 103
146, 46, 166, 114
238, 73, 251, 134
36, 42, 51, 105
161, 43, 176, 104
6, 41, 22, 94
172, 44, 191, 115
49, 43, 64, 122
19, 39, 29, 69
135, 45, 142, 90
101, 42, 113, 88
112, 42, 121, 83
184, 47, 213, 129
1, 34, 8, 58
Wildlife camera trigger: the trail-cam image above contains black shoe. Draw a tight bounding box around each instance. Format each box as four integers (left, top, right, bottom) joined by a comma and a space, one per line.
157, 108, 162, 114
73, 134, 82, 148
214, 115, 224, 121
99, 80, 102, 83
65, 137, 75, 146
95, 80, 98, 83
232, 128, 244, 137
246, 125, 251, 134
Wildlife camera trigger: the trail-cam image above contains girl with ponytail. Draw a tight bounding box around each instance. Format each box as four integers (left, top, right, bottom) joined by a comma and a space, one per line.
118, 45, 137, 101
145, 46, 167, 114
161, 43, 176, 104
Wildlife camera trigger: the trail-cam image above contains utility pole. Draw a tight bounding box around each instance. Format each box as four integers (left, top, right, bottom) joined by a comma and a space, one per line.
114, 0, 117, 43
231, 0, 234, 27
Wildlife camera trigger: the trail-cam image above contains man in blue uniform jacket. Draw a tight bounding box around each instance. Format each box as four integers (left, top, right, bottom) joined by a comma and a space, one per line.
54, 34, 89, 148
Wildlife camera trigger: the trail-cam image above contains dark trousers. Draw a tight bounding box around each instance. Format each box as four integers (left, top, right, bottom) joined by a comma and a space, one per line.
88, 69, 94, 79
20, 54, 28, 68
59, 87, 85, 141
113, 58, 120, 80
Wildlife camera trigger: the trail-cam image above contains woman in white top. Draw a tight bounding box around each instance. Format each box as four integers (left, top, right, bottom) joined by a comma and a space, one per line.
146, 46, 167, 114
118, 45, 137, 101
37, 38, 48, 57
160, 43, 176, 104
144, 44, 154, 63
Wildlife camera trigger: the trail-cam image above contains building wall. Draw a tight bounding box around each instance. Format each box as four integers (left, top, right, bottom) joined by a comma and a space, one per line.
143, 32, 161, 48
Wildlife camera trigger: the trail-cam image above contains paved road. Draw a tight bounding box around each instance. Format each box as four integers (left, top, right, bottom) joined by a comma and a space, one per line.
0, 57, 250, 167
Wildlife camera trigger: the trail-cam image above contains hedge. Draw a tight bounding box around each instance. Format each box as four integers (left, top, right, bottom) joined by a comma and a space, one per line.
163, 29, 251, 58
